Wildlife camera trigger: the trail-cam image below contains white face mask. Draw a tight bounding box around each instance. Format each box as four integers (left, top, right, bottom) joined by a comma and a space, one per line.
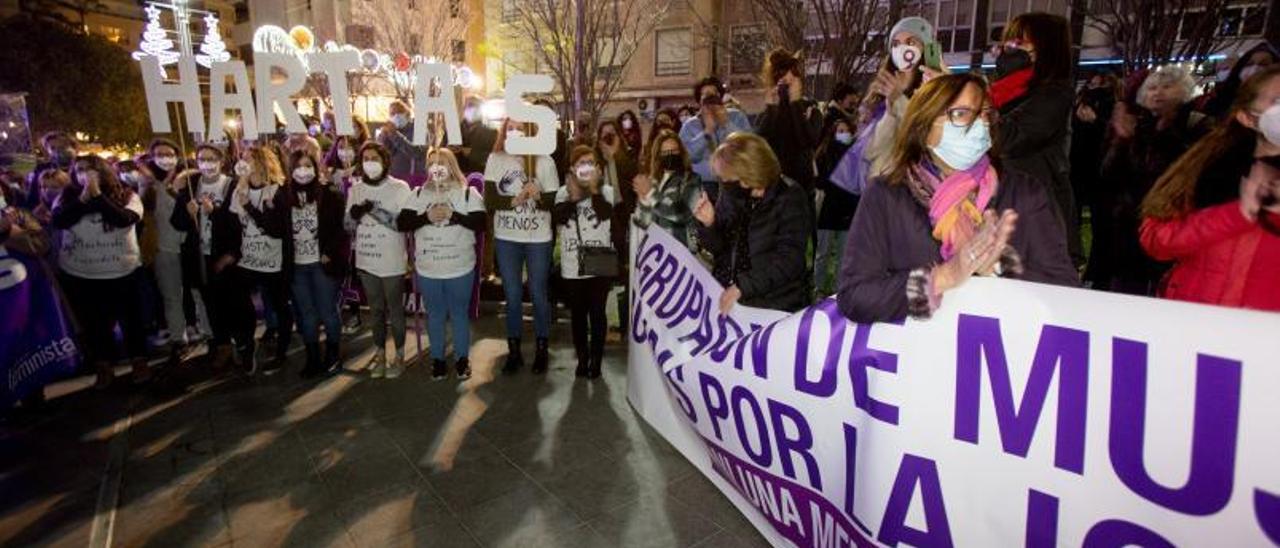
337, 148, 356, 164
119, 171, 139, 187
391, 113, 409, 129
362, 161, 384, 179
574, 163, 598, 181
294, 166, 316, 184
234, 160, 252, 177
621, 118, 634, 130
891, 44, 923, 71
428, 164, 450, 183
1258, 103, 1280, 147
463, 107, 479, 123
834, 131, 854, 145
1240, 65, 1263, 83
198, 160, 221, 177
76, 171, 95, 187
930, 120, 991, 171
506, 128, 524, 140
155, 156, 179, 171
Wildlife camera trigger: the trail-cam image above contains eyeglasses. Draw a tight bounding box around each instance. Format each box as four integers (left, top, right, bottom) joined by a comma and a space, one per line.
942, 107, 996, 126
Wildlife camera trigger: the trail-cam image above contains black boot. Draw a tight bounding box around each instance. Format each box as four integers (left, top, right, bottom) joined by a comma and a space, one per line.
454, 357, 471, 380
531, 337, 549, 374
574, 348, 589, 378
240, 340, 258, 376
586, 347, 603, 380
323, 340, 341, 374
300, 343, 322, 378
430, 359, 447, 380
502, 338, 523, 374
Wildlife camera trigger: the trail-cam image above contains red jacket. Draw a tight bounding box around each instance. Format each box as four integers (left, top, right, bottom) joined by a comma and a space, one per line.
1140, 201, 1280, 312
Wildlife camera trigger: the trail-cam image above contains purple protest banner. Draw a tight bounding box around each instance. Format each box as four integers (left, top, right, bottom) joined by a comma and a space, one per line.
1, 248, 79, 408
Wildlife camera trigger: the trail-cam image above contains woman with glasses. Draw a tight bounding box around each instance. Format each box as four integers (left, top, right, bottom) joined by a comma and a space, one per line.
990, 12, 1082, 267
837, 74, 1078, 324
1139, 65, 1280, 312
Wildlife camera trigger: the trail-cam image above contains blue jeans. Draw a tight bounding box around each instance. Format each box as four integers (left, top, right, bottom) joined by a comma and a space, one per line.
495, 239, 552, 339
291, 263, 341, 346
417, 270, 474, 360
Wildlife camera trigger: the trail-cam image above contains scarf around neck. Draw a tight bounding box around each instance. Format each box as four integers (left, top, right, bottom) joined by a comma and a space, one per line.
991, 67, 1034, 109
909, 156, 998, 260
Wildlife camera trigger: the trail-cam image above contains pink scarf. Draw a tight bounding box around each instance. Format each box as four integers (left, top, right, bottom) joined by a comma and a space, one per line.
913, 157, 998, 260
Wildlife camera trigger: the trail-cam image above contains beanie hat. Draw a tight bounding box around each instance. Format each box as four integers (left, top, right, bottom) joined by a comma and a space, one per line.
887, 16, 936, 49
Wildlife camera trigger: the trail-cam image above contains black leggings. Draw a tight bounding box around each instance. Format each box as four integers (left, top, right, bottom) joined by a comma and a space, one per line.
233, 267, 293, 357
60, 269, 147, 364
563, 276, 611, 360
202, 260, 240, 348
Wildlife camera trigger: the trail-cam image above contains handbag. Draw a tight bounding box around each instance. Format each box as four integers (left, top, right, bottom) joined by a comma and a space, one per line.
574, 205, 619, 277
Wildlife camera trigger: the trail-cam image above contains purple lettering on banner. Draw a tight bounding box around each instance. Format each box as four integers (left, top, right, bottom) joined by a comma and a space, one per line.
1081, 519, 1175, 548
795, 300, 847, 398
842, 424, 861, 526
1025, 489, 1059, 548
701, 438, 877, 548
732, 323, 774, 380
766, 399, 822, 491
954, 315, 1088, 474
1254, 490, 1280, 543
848, 322, 900, 425
709, 315, 745, 363
700, 372, 729, 440
878, 454, 954, 548
664, 365, 697, 422
668, 279, 707, 328
642, 254, 679, 307
731, 386, 773, 468
1109, 338, 1241, 515
654, 267, 693, 320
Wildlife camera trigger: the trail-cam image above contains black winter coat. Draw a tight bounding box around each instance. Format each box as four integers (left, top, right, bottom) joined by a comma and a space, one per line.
697, 177, 813, 312
816, 141, 859, 230
756, 96, 824, 191
996, 79, 1080, 263
171, 179, 240, 284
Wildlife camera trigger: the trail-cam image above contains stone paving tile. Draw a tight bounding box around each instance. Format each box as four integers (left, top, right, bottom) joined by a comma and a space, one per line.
454, 481, 586, 548
586, 493, 724, 548
111, 496, 232, 548
334, 483, 473, 547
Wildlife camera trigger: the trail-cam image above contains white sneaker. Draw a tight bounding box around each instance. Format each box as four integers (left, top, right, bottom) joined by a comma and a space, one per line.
149, 330, 171, 348
385, 354, 405, 379
369, 352, 387, 379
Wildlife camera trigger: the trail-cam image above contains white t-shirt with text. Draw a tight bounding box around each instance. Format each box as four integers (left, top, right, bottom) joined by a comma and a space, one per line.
556, 184, 616, 280
483, 152, 559, 244
234, 185, 284, 273
405, 184, 484, 279
293, 200, 320, 265
57, 193, 144, 279
348, 176, 411, 277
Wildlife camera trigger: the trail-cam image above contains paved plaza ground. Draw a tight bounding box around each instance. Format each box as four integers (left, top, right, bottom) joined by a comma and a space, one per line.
0, 309, 771, 548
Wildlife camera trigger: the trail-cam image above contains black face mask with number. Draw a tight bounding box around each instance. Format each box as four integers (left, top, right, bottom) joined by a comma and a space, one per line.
995, 48, 1033, 80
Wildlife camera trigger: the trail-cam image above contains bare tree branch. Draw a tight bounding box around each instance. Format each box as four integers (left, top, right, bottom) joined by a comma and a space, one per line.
1083, 0, 1244, 74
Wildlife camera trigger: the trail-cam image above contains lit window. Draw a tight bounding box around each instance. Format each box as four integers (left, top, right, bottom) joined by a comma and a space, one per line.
655, 28, 691, 77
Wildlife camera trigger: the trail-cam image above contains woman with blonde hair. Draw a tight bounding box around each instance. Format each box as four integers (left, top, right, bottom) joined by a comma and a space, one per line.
837, 74, 1077, 323
398, 148, 486, 380
554, 145, 621, 378
227, 144, 293, 374
632, 129, 702, 248
693, 132, 811, 313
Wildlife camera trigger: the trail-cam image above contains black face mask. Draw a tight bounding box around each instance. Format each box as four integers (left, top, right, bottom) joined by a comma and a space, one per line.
660, 153, 682, 172
995, 48, 1033, 80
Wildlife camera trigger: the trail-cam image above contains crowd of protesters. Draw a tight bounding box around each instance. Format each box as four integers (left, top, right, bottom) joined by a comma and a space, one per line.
3, 12, 1279, 397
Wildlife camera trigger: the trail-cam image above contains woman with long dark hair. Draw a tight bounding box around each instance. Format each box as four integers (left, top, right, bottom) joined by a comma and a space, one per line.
53, 155, 150, 387
288, 149, 348, 377
990, 12, 1081, 267
837, 74, 1078, 323
756, 48, 824, 191
616, 110, 644, 161
1139, 65, 1280, 311
632, 129, 702, 249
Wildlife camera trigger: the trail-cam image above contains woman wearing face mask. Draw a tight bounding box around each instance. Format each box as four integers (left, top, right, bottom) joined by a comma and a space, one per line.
837, 74, 1078, 324
554, 146, 622, 378
1139, 65, 1280, 312
616, 110, 644, 160
136, 140, 196, 364
1089, 66, 1208, 295
347, 142, 413, 378
1201, 43, 1280, 121
286, 150, 348, 377
23, 132, 77, 211
483, 119, 560, 374
632, 129, 702, 249
397, 149, 486, 380
693, 133, 812, 314
641, 108, 680, 169
830, 17, 942, 197
52, 155, 151, 388
172, 144, 241, 368
813, 118, 860, 296
989, 12, 1082, 268
324, 133, 367, 336
757, 48, 824, 192
379, 100, 428, 185
227, 145, 293, 375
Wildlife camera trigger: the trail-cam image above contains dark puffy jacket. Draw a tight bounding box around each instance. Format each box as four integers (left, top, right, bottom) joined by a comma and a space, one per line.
171, 181, 240, 284
816, 140, 858, 230
837, 169, 1079, 323
756, 96, 824, 191
697, 177, 812, 312
996, 79, 1080, 264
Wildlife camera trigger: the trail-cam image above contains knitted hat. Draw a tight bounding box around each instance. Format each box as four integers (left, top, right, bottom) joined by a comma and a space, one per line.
887, 16, 936, 49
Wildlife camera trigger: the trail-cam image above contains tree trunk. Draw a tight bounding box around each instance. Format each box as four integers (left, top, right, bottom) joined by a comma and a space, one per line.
574, 0, 587, 133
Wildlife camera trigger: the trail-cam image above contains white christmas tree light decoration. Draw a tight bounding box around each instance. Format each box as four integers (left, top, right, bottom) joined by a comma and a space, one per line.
132, 4, 180, 75
195, 12, 230, 68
